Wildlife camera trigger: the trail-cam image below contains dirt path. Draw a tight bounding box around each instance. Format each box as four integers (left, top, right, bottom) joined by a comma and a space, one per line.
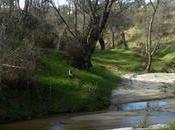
111, 73, 175, 104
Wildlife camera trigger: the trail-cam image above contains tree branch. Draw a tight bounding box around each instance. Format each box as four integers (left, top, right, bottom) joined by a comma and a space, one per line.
49, 0, 77, 38
87, 0, 96, 19
2, 64, 25, 69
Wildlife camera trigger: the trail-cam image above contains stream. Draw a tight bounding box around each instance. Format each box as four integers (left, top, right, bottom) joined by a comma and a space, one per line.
0, 99, 175, 130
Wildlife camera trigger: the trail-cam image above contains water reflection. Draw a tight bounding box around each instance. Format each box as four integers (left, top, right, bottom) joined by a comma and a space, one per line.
109, 100, 167, 111
50, 122, 63, 130
0, 100, 174, 130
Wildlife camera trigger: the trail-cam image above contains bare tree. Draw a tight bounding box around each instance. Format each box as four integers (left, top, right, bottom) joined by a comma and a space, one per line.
49, 0, 120, 69
145, 0, 160, 72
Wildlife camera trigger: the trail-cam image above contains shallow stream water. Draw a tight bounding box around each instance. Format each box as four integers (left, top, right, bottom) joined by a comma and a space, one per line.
0, 99, 175, 130
109, 100, 168, 111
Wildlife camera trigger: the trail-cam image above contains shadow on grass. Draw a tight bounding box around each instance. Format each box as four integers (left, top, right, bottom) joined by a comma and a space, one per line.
93, 49, 143, 73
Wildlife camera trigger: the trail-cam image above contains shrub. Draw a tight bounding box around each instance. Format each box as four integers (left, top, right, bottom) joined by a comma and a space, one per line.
1, 46, 40, 83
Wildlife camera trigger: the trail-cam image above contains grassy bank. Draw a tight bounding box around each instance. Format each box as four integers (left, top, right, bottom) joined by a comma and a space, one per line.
0, 49, 143, 122
36, 49, 121, 113
1, 47, 174, 122
36, 49, 143, 113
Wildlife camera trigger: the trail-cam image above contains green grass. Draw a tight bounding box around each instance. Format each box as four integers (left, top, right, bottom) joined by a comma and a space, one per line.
35, 49, 143, 114
161, 52, 175, 62
152, 45, 175, 72
93, 49, 144, 74
126, 24, 175, 72
0, 48, 144, 122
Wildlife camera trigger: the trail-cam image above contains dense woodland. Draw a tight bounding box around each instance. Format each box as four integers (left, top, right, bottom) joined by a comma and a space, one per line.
0, 0, 175, 123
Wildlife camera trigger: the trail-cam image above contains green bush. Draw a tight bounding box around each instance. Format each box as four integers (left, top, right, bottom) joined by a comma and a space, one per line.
159, 122, 175, 130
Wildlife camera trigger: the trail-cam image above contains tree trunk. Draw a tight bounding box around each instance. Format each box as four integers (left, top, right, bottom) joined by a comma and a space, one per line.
121, 31, 128, 49
111, 27, 116, 49
82, 29, 99, 69
145, 53, 152, 72
145, 0, 160, 72
24, 0, 30, 13
112, 30, 115, 48
72, 26, 100, 70
74, 0, 78, 32
52, 0, 114, 70
83, 13, 86, 35
145, 18, 153, 72
0, 47, 2, 93
99, 33, 105, 50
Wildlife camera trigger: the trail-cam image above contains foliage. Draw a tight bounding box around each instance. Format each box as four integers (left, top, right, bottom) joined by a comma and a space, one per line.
159, 122, 175, 130
36, 49, 120, 113
1, 46, 39, 82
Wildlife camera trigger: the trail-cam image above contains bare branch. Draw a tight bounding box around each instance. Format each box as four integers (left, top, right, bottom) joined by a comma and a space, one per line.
151, 39, 161, 56
48, 0, 77, 38
2, 64, 25, 69
150, 0, 156, 11
99, 0, 114, 31
87, 0, 96, 19
150, 0, 160, 12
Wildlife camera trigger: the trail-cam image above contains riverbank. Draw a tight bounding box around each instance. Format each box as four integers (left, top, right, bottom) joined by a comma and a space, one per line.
0, 48, 175, 125
0, 49, 142, 123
